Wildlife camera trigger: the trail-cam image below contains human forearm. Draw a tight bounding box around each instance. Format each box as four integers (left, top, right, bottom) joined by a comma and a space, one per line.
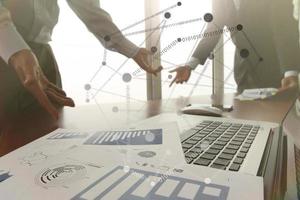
67, 0, 139, 58
0, 5, 30, 63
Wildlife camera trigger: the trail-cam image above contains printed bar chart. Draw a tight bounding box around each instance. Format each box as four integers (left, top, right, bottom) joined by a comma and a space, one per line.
83, 129, 163, 145
47, 132, 88, 140
72, 166, 229, 200
0, 171, 12, 183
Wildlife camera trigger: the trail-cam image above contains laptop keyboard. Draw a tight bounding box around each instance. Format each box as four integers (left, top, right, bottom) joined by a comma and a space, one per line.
181, 120, 260, 171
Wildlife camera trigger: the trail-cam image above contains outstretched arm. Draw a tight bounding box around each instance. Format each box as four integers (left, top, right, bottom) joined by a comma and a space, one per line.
170, 0, 226, 86
67, 0, 162, 75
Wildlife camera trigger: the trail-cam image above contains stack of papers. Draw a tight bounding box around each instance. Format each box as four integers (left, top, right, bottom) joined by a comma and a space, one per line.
0, 123, 264, 200
235, 88, 278, 101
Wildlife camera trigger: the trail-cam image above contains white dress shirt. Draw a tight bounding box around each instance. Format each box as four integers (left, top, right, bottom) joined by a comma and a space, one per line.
0, 0, 139, 64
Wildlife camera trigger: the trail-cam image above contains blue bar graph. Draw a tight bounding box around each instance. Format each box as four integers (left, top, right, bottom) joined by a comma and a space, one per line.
83, 129, 163, 145
71, 166, 229, 200
47, 132, 88, 140
0, 171, 12, 183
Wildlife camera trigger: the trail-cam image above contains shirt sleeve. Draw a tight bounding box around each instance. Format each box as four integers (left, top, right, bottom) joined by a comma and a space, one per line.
284, 70, 299, 77
191, 0, 226, 67
0, 3, 30, 64
186, 57, 201, 70
67, 0, 139, 58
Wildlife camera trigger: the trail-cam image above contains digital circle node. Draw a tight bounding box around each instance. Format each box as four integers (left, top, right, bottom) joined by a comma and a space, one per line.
150, 181, 156, 187
204, 13, 213, 22
240, 49, 250, 58
151, 46, 158, 53
168, 74, 173, 79
200, 140, 210, 150
177, 2, 182, 6
84, 84, 91, 91
237, 24, 243, 31
177, 38, 182, 42
145, 132, 155, 142
112, 106, 119, 113
164, 12, 171, 19
204, 178, 212, 184
104, 35, 111, 42
123, 165, 130, 173
122, 73, 132, 83
102, 61, 106, 66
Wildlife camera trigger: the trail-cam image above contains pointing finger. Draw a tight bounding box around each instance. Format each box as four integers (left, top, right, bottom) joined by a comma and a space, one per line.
169, 77, 177, 87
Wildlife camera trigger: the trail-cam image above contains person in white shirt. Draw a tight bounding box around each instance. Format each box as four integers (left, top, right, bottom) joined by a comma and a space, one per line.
170, 0, 300, 94
0, 0, 161, 119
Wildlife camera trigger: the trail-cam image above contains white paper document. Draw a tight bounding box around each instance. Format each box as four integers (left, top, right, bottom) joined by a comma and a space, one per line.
235, 88, 278, 101
0, 123, 263, 200
0, 161, 264, 200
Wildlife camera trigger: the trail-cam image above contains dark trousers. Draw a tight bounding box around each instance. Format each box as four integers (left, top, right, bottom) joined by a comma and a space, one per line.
0, 42, 62, 115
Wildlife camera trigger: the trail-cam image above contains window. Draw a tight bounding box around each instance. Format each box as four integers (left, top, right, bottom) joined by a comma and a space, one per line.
51, 0, 236, 106
159, 0, 236, 100
51, 0, 147, 105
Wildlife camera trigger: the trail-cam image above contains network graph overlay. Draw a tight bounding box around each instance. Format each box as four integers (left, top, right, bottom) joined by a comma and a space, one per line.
84, 2, 186, 100
71, 166, 229, 200
83, 2, 216, 106
83, 1, 262, 119
83, 129, 162, 145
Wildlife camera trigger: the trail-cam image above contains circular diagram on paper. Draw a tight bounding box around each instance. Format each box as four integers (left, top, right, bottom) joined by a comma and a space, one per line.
35, 164, 87, 188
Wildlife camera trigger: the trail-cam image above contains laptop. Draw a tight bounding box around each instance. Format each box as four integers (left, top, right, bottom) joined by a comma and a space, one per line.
0, 110, 291, 200
137, 113, 276, 174
135, 112, 288, 200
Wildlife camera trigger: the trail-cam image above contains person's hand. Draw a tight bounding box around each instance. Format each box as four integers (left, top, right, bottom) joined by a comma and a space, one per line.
132, 48, 163, 76
277, 76, 299, 94
8, 49, 75, 119
169, 66, 192, 87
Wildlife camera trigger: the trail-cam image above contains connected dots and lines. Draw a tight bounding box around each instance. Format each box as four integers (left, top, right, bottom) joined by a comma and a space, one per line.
82, 1, 263, 124
83, 2, 185, 117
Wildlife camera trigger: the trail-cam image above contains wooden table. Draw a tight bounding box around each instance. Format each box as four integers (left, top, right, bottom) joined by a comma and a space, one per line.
0, 93, 297, 156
